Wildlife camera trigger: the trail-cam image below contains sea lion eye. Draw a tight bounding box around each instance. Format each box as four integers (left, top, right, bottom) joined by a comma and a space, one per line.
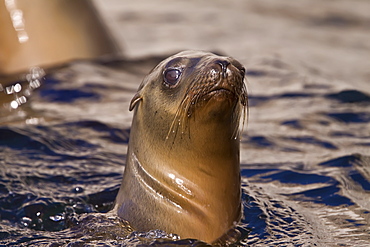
164, 68, 181, 87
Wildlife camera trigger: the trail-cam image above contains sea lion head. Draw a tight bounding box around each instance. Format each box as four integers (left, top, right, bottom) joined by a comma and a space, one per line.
129, 50, 247, 143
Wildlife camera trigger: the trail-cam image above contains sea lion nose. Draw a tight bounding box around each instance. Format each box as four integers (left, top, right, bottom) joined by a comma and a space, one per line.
216, 60, 230, 78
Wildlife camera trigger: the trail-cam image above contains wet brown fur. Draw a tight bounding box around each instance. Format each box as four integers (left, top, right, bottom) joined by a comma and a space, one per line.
115, 50, 248, 244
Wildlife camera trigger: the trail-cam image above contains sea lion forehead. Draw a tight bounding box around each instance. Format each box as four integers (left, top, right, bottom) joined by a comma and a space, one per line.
163, 51, 211, 69
164, 56, 201, 70
165, 50, 223, 64
165, 51, 244, 72
172, 50, 215, 58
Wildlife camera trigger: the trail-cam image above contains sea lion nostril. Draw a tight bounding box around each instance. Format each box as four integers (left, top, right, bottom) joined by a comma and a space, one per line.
216, 60, 230, 77
240, 67, 246, 77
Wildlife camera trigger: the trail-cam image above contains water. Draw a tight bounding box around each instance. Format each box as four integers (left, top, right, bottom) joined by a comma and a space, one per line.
0, 54, 369, 246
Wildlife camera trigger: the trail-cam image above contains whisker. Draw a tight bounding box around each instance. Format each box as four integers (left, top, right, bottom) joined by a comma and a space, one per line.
166, 94, 189, 140
165, 72, 248, 142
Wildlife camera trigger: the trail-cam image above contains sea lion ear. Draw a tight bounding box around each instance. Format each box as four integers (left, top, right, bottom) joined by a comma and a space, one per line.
129, 92, 142, 111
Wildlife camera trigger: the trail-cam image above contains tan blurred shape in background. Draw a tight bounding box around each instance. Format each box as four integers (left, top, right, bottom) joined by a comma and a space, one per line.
0, 0, 120, 76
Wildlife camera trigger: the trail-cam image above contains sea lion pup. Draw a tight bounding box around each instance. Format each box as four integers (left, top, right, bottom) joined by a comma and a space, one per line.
114, 50, 248, 244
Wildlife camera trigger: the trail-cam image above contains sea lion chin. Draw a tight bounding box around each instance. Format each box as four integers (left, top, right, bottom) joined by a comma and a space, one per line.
114, 50, 248, 244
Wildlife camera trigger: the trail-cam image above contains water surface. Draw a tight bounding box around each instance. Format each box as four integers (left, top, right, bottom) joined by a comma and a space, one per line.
0, 55, 369, 246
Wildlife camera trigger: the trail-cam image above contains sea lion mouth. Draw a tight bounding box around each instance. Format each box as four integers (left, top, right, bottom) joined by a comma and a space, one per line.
205, 87, 235, 97
200, 87, 237, 103
185, 77, 244, 114
166, 74, 247, 140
